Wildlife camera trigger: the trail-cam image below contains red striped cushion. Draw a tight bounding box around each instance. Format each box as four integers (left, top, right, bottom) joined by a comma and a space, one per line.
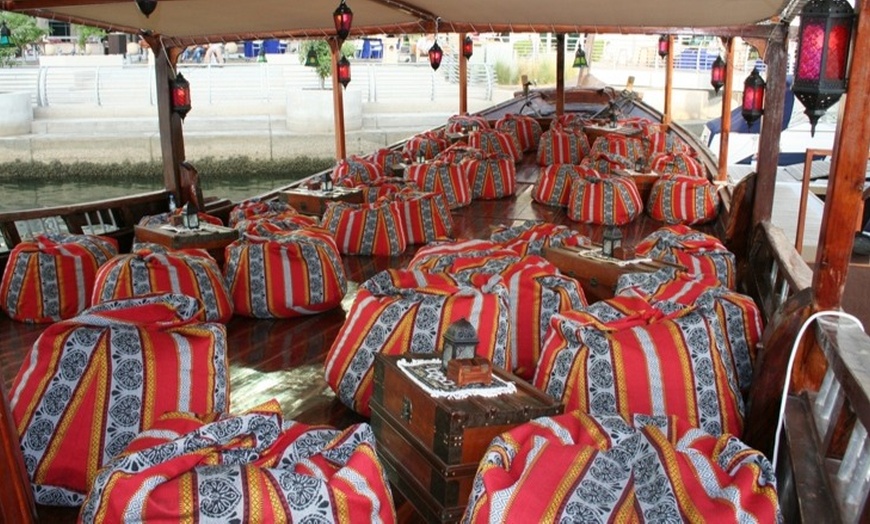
367, 147, 409, 172
92, 247, 233, 323
645, 130, 693, 156
568, 174, 643, 225
11, 294, 229, 506
533, 164, 600, 206
138, 210, 223, 227
536, 129, 590, 165
647, 174, 720, 224
332, 156, 383, 187
233, 213, 320, 236
464, 155, 517, 199
324, 269, 511, 416
435, 144, 486, 164
224, 228, 347, 318
402, 131, 449, 160
463, 411, 779, 523
490, 221, 591, 257
228, 198, 298, 227
405, 161, 472, 209
649, 151, 707, 177
79, 402, 394, 524
551, 113, 588, 130
446, 113, 490, 133
495, 113, 543, 152
357, 176, 417, 203
468, 129, 521, 161
1, 233, 118, 323
394, 191, 454, 244
636, 225, 736, 288
408, 239, 516, 271
321, 200, 407, 256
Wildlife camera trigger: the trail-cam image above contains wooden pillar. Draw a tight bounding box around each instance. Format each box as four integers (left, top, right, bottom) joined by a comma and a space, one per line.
556, 34, 565, 116
0, 382, 36, 524
148, 37, 186, 200
330, 39, 347, 161
459, 32, 468, 115
717, 37, 735, 181
750, 24, 789, 225
663, 35, 674, 126
813, 0, 870, 309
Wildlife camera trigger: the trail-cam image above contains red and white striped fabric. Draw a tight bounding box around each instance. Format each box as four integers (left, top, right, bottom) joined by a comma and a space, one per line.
536, 129, 590, 165
467, 129, 521, 161
635, 225, 736, 288
405, 161, 472, 209
464, 155, 517, 199
321, 200, 407, 256
532, 164, 600, 206
647, 174, 720, 224
138, 209, 223, 228
463, 411, 780, 524
495, 113, 543, 152
356, 177, 417, 203
446, 113, 490, 133
1, 233, 118, 323
224, 229, 347, 318
233, 213, 320, 236
10, 294, 229, 506
402, 130, 449, 160
408, 239, 516, 271
435, 144, 486, 164
645, 129, 693, 156
551, 113, 588, 131
567, 174, 643, 225
92, 247, 233, 323
79, 402, 395, 524
228, 198, 299, 227
324, 269, 511, 416
332, 155, 384, 187
367, 147, 409, 172
490, 221, 591, 257
649, 151, 707, 177
393, 191, 454, 244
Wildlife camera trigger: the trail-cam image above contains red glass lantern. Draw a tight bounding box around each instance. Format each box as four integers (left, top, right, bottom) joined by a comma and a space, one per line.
337, 55, 351, 88
710, 55, 726, 94
333, 0, 353, 42
462, 35, 474, 60
170, 72, 191, 120
429, 41, 443, 71
793, 0, 855, 136
135, 0, 158, 17
657, 35, 669, 58
741, 67, 765, 127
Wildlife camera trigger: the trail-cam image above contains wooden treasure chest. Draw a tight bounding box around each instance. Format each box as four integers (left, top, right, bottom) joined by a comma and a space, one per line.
280, 186, 363, 216
370, 353, 562, 523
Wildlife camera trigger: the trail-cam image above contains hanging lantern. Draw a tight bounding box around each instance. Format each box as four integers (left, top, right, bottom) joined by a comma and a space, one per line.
793, 0, 855, 136
134, 0, 158, 17
572, 45, 588, 68
333, 0, 353, 42
337, 55, 351, 88
462, 35, 474, 60
741, 67, 766, 127
428, 41, 443, 71
657, 35, 669, 58
0, 21, 12, 49
710, 55, 726, 94
305, 48, 318, 67
170, 72, 192, 120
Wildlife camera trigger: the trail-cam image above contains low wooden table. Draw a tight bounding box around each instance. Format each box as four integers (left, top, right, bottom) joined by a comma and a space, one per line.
371, 353, 562, 523
281, 187, 363, 216
543, 244, 678, 302
134, 223, 239, 266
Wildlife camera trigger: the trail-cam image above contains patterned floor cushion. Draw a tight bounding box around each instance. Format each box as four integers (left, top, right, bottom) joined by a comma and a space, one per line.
224, 228, 347, 318
649, 151, 707, 177
80, 401, 394, 523
332, 155, 384, 188
551, 113, 588, 131
463, 411, 779, 523
536, 129, 590, 166
532, 164, 600, 207
1, 233, 118, 323
447, 113, 490, 133
357, 177, 418, 203
588, 134, 646, 168
468, 129, 521, 162
489, 221, 591, 257
405, 161, 472, 209
393, 191, 454, 244
534, 298, 745, 437
635, 225, 736, 288
324, 269, 511, 416
435, 144, 487, 164
402, 130, 450, 161
92, 246, 233, 323
233, 213, 320, 236
464, 155, 517, 199
10, 294, 229, 506
321, 200, 407, 256
228, 198, 299, 227
495, 113, 543, 152
367, 147, 409, 172
567, 174, 643, 225
647, 174, 720, 224
644, 129, 693, 157
138, 208, 224, 228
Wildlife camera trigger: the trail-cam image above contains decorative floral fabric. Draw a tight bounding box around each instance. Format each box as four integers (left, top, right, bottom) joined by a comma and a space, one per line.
92, 246, 234, 323
533, 296, 745, 437
588, 135, 646, 168
635, 225, 736, 288
357, 177, 418, 203
568, 174, 643, 225
224, 229, 347, 318
10, 294, 229, 506
536, 129, 590, 166
464, 155, 517, 199
495, 113, 543, 152
1, 233, 118, 323
402, 130, 449, 160
80, 401, 395, 524
649, 152, 707, 177
489, 221, 591, 257
462, 411, 780, 523
647, 174, 720, 225
228, 198, 299, 227
233, 213, 320, 236
436, 144, 487, 164
532, 164, 601, 207
447, 113, 491, 133
551, 113, 589, 131
468, 129, 521, 162
644, 130, 692, 156
393, 191, 454, 245
332, 156, 384, 188
321, 200, 407, 256
405, 161, 472, 209
367, 147, 409, 172
324, 269, 511, 416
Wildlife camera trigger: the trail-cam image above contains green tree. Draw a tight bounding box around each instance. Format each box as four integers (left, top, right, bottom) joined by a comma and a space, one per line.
299, 40, 356, 88
0, 13, 47, 67
75, 25, 106, 54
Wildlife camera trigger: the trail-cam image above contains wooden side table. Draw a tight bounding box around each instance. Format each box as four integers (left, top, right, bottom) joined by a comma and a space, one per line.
134, 223, 239, 266
281, 187, 363, 216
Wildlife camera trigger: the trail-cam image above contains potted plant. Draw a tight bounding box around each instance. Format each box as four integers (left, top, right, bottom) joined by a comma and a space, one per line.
299, 40, 356, 89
